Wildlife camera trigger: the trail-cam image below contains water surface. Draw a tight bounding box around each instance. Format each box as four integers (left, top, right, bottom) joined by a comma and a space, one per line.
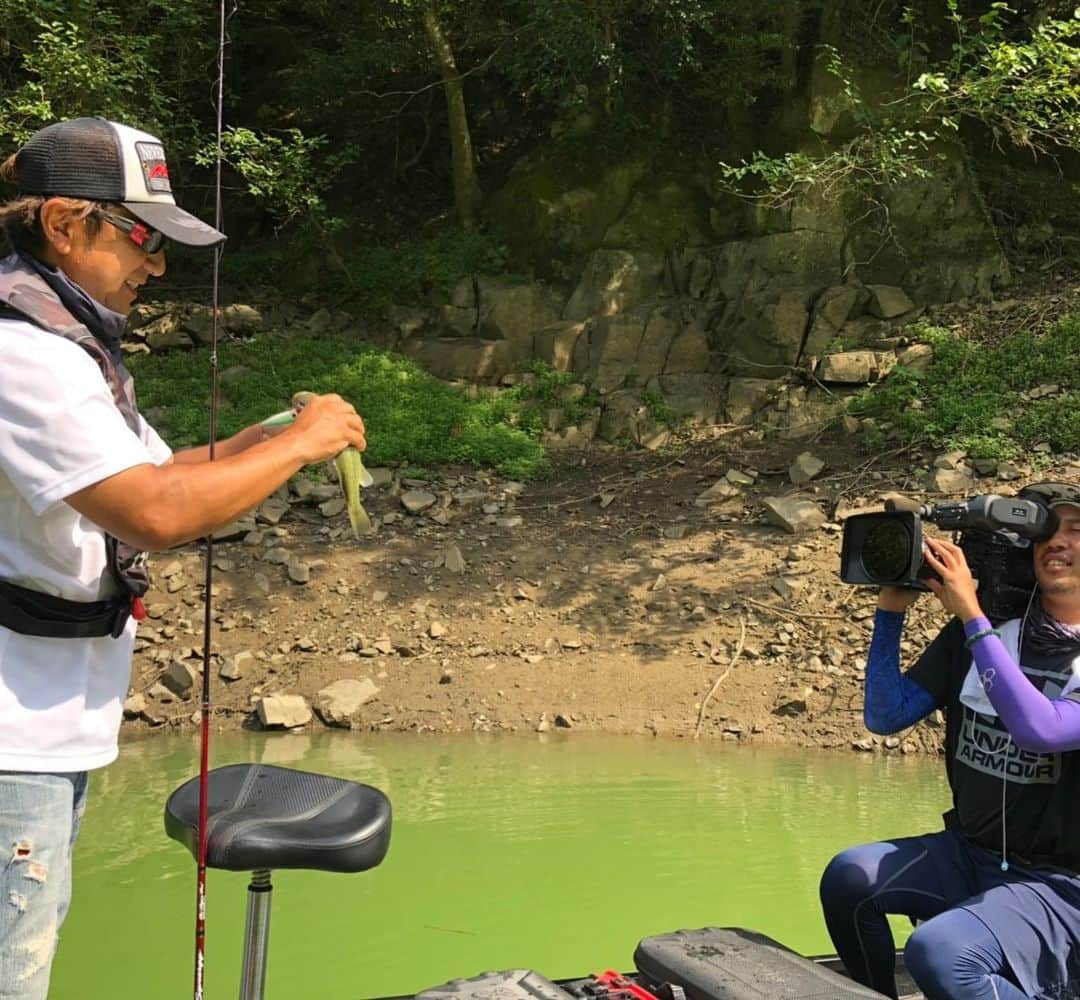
51, 732, 947, 998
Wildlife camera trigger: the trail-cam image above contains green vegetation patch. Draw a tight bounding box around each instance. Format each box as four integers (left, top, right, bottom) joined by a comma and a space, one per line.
218, 230, 509, 309
129, 336, 550, 480
854, 317, 1080, 459
455, 362, 600, 438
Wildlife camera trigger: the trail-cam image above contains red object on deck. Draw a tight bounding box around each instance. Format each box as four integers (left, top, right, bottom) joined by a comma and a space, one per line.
591, 970, 661, 999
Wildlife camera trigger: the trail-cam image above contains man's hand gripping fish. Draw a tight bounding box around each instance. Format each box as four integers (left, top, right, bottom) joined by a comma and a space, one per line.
261, 391, 373, 538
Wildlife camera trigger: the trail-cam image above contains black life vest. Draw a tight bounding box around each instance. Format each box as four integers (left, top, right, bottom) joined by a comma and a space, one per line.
0, 252, 150, 637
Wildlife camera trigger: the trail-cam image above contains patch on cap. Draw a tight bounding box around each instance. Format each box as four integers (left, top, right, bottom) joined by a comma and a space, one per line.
135, 141, 172, 195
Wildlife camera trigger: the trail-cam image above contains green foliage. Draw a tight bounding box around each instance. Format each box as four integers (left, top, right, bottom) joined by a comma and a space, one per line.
908, 1, 1080, 155
854, 318, 1080, 458
492, 361, 599, 430
0, 17, 174, 143
0, 2, 211, 157
719, 4, 1080, 209
129, 335, 549, 479
342, 230, 509, 307
502, 0, 792, 147
195, 128, 344, 229
218, 227, 509, 306
641, 390, 675, 426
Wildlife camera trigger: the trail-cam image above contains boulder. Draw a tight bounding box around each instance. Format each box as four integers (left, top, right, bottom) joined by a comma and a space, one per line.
804, 285, 869, 357
564, 249, 665, 321
315, 678, 379, 729
533, 321, 588, 371
789, 452, 825, 485
898, 343, 934, 373
818, 351, 877, 385
586, 308, 650, 383
647, 374, 725, 424
401, 337, 520, 382
635, 307, 681, 377
726, 378, 781, 424
762, 497, 827, 534
663, 321, 710, 375
866, 285, 915, 319
475, 277, 563, 353
162, 659, 199, 699
143, 314, 193, 352
257, 694, 312, 729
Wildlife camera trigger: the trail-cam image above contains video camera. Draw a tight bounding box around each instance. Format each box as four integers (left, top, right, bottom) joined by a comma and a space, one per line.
840, 489, 1062, 622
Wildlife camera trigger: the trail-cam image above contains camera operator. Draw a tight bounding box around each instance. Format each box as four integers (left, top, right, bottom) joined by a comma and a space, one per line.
819, 486, 1080, 1000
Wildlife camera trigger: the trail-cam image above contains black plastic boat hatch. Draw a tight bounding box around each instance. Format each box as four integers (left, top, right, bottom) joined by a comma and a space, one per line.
634, 928, 884, 999
415, 969, 576, 998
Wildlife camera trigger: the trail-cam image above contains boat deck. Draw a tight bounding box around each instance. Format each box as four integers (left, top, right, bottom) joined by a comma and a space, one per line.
823, 955, 923, 999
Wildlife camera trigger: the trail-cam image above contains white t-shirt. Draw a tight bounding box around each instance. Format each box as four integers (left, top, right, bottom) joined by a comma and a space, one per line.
0, 317, 172, 771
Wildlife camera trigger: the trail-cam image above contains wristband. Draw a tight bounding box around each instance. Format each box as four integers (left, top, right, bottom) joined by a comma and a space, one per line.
963, 627, 1000, 650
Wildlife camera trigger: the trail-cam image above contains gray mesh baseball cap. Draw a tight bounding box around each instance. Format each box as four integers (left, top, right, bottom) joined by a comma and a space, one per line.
15, 117, 225, 248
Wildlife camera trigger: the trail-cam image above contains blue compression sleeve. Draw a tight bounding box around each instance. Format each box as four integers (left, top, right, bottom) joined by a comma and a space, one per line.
965, 616, 1080, 753
864, 609, 937, 733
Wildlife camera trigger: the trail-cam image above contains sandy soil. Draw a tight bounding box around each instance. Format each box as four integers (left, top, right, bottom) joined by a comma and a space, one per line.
120, 424, 1018, 757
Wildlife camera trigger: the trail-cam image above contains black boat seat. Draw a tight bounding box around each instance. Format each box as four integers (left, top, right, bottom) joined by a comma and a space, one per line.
164, 763, 391, 873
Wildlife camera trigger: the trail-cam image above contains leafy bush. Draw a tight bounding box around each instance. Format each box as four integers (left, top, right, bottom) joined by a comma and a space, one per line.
718, 4, 1080, 211
129, 335, 549, 479
218, 229, 509, 308
854, 317, 1080, 458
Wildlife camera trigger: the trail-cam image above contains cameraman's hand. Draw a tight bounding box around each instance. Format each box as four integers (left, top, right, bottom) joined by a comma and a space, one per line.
878, 586, 922, 613
285, 393, 366, 465
922, 537, 982, 622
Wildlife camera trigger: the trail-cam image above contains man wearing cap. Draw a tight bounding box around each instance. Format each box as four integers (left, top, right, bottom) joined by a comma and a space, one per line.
820, 484, 1080, 999
0, 117, 366, 997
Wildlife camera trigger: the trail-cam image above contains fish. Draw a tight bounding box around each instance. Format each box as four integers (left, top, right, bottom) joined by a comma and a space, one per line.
262, 391, 374, 539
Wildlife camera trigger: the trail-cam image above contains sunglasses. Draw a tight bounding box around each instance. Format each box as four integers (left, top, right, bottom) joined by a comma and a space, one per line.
95, 208, 168, 254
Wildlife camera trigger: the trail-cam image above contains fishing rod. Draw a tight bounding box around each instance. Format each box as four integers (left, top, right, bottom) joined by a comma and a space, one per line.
194, 0, 231, 995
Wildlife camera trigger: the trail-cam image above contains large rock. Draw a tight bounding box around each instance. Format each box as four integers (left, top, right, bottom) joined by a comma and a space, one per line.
637, 307, 684, 377
663, 320, 710, 375
564, 249, 665, 321
315, 678, 379, 729
726, 378, 781, 424
600, 178, 712, 255
866, 285, 915, 319
818, 351, 877, 385
646, 374, 725, 424
762, 497, 827, 534
438, 303, 476, 338
489, 158, 649, 278
184, 304, 264, 344
804, 285, 868, 357
586, 308, 650, 383
402, 337, 520, 382
257, 694, 311, 729
143, 314, 193, 352
533, 322, 588, 371
475, 277, 563, 353
598, 390, 671, 448
766, 397, 848, 440
898, 343, 934, 373
705, 226, 843, 376
852, 142, 1010, 302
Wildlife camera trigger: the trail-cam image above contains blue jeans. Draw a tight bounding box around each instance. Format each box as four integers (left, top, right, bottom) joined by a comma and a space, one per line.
0, 772, 88, 1000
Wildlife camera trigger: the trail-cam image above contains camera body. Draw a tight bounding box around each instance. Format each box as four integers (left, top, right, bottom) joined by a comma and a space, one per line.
840, 493, 1059, 622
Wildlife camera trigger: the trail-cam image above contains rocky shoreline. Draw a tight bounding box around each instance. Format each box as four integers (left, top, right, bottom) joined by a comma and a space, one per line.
118, 430, 1079, 756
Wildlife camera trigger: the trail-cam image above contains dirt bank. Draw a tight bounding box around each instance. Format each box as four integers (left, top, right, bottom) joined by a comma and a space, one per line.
121, 421, 1078, 757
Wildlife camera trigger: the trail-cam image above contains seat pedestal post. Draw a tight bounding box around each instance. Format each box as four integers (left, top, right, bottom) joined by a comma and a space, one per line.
239, 868, 273, 1000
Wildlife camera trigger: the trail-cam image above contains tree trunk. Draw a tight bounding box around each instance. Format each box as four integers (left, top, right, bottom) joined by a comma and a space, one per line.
421, 3, 483, 231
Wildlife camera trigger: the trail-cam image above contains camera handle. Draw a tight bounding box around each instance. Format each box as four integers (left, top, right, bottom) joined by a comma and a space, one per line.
922, 495, 1057, 541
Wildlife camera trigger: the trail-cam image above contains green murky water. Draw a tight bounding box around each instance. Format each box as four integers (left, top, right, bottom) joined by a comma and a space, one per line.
50, 732, 947, 998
